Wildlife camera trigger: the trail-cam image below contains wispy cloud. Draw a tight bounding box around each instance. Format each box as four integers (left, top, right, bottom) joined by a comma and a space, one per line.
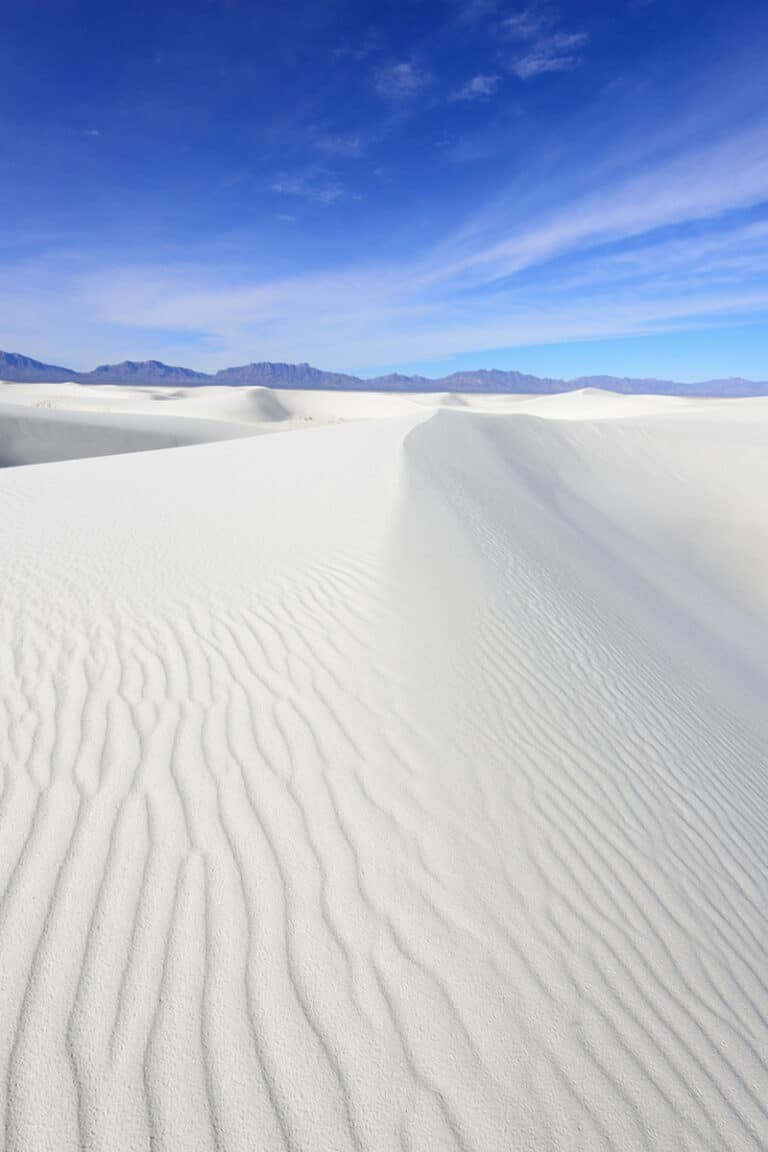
4, 87, 768, 374
3, 225, 768, 375
500, 5, 549, 39
450, 74, 501, 101
373, 60, 433, 102
430, 123, 768, 287
270, 170, 348, 204
25, 255, 765, 374
500, 5, 588, 79
12, 159, 766, 372
310, 131, 365, 158
508, 31, 587, 78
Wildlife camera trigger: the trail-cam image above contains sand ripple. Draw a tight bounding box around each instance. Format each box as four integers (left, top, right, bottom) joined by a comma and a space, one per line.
1, 402, 767, 1150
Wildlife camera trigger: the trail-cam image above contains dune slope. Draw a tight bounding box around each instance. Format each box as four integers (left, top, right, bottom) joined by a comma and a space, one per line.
1, 396, 767, 1151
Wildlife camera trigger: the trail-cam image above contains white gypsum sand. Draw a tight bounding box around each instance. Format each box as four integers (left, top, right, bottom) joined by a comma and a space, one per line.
0, 381, 767, 1151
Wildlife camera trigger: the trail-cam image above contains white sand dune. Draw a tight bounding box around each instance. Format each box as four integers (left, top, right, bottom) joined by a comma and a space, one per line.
0, 402, 259, 468
1, 382, 768, 1151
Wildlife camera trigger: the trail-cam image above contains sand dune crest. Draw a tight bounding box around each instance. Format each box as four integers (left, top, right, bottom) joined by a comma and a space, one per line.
1, 387, 767, 1150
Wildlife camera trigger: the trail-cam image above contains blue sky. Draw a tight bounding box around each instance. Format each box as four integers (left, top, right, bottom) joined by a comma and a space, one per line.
2, 0, 768, 379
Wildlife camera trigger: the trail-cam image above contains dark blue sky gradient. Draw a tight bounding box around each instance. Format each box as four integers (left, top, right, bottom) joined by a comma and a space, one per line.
2, 0, 768, 377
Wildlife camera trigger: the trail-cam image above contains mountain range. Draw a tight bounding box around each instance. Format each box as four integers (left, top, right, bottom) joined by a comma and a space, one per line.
1, 349, 767, 396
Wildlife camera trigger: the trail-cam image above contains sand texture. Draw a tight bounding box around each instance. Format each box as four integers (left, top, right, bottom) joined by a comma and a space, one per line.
1, 382, 767, 1151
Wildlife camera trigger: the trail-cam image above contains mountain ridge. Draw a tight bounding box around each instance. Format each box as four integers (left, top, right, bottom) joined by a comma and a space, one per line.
1, 350, 767, 396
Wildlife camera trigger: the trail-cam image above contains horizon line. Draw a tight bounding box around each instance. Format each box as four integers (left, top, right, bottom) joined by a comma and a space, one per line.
2, 348, 767, 387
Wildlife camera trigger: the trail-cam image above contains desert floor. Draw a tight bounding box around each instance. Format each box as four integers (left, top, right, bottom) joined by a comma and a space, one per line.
1, 382, 767, 1151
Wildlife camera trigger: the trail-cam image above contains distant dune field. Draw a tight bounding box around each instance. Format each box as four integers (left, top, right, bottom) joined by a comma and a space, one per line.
1, 382, 767, 1151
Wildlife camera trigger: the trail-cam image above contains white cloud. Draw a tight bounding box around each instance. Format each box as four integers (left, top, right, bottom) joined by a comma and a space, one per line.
508, 30, 587, 78
270, 170, 347, 204
4, 104, 768, 374
373, 60, 432, 101
499, 5, 588, 79
311, 132, 365, 157
423, 122, 768, 289
500, 5, 550, 39
2, 240, 767, 375
451, 73, 501, 101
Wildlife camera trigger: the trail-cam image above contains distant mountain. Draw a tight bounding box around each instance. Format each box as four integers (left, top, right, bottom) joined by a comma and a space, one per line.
211, 361, 358, 389
83, 360, 209, 385
418, 369, 564, 394
1, 349, 767, 396
0, 351, 75, 382
570, 375, 768, 397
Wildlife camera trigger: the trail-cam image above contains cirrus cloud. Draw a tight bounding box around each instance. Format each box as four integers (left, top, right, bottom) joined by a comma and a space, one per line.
451, 73, 501, 101
373, 59, 433, 102
501, 5, 588, 79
